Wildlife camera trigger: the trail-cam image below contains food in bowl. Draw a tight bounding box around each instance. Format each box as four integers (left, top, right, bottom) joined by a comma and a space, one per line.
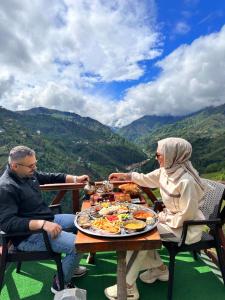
117, 213, 130, 221
133, 210, 155, 220
105, 215, 119, 222
78, 215, 91, 228
146, 216, 156, 225
123, 220, 146, 231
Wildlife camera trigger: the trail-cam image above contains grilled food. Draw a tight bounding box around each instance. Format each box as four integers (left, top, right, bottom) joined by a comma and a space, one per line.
118, 183, 141, 197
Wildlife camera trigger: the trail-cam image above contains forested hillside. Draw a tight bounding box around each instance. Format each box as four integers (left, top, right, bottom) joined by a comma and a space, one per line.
118, 104, 225, 177
0, 107, 146, 180
1, 104, 225, 182
117, 115, 185, 141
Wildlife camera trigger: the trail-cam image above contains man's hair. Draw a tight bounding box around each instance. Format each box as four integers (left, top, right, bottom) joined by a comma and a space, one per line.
8, 146, 35, 164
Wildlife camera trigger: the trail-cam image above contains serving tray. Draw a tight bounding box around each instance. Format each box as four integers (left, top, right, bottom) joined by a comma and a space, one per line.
74, 203, 158, 238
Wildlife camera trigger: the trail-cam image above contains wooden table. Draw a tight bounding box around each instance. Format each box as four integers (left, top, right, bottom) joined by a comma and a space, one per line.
75, 201, 162, 300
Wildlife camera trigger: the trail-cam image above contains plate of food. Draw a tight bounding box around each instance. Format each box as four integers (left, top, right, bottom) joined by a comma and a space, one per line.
75, 203, 158, 238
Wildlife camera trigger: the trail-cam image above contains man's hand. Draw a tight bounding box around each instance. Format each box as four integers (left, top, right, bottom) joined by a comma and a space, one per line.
43, 221, 62, 239
29, 220, 62, 239
66, 174, 89, 183
76, 175, 89, 183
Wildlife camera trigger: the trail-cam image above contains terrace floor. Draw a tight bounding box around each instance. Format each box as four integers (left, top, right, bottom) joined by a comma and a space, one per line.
1, 248, 225, 300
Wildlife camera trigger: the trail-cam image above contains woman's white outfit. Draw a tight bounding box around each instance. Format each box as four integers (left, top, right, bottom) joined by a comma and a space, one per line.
105, 137, 207, 299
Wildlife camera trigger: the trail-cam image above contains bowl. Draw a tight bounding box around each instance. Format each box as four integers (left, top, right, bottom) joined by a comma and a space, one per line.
133, 210, 155, 221
123, 220, 146, 232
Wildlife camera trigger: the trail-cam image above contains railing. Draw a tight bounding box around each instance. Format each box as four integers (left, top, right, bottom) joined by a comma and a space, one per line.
40, 182, 85, 213
40, 181, 158, 213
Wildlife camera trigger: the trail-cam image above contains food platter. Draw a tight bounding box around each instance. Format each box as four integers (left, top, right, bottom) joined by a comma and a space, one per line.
74, 203, 158, 238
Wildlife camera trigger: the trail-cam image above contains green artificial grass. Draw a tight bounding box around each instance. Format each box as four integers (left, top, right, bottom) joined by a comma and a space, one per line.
1, 249, 225, 300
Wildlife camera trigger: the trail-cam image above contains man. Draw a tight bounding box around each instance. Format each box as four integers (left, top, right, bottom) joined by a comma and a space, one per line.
0, 145, 89, 293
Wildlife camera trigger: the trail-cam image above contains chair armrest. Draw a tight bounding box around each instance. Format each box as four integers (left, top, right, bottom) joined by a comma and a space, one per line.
0, 229, 43, 238
179, 218, 221, 246
0, 229, 53, 253
183, 219, 221, 226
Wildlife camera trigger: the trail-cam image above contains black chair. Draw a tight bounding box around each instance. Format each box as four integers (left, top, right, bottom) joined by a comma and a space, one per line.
162, 179, 225, 300
0, 204, 64, 293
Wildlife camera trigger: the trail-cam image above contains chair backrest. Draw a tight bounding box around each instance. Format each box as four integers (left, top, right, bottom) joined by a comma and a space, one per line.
200, 179, 225, 228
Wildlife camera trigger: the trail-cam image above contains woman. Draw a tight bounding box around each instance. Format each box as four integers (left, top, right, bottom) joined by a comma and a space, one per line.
105, 137, 206, 300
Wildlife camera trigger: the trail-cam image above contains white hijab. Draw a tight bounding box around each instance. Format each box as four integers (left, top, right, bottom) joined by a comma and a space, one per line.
157, 137, 205, 191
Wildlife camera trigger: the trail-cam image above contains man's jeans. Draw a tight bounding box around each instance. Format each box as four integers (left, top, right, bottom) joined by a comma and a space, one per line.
17, 214, 82, 284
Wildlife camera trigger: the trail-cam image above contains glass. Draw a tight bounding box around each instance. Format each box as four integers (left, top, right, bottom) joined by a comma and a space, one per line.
16, 161, 38, 169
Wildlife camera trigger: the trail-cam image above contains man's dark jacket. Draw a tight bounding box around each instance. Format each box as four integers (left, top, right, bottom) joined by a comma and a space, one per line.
0, 166, 66, 245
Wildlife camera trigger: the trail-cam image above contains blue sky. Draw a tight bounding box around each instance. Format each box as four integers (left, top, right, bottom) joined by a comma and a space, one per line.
98, 0, 225, 100
0, 0, 225, 126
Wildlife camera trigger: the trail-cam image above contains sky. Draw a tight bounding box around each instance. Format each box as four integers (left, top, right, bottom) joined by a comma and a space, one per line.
0, 0, 225, 127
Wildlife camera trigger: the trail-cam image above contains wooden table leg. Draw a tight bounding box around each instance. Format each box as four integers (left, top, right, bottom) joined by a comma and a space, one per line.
72, 190, 80, 213
117, 251, 127, 300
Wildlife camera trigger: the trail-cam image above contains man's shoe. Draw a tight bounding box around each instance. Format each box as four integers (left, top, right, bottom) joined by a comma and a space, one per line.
72, 266, 87, 278
51, 275, 75, 294
104, 283, 139, 300
139, 266, 169, 284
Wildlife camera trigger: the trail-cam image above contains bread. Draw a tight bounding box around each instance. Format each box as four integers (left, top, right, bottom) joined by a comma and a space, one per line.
118, 183, 141, 197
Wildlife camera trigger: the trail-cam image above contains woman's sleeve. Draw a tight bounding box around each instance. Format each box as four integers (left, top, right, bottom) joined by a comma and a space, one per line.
164, 179, 203, 228
131, 169, 160, 188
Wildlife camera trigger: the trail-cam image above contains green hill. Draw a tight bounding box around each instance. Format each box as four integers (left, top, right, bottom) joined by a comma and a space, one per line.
117, 115, 185, 141
1, 104, 225, 181
0, 107, 146, 180
119, 104, 225, 176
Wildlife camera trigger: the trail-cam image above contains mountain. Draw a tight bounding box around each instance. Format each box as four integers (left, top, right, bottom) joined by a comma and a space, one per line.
0, 107, 147, 179
117, 115, 185, 141
20, 107, 111, 134
1, 104, 225, 181
127, 104, 225, 175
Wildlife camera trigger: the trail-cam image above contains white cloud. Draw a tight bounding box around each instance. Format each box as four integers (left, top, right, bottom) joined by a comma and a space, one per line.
113, 25, 225, 126
1, 1, 225, 128
0, 0, 161, 123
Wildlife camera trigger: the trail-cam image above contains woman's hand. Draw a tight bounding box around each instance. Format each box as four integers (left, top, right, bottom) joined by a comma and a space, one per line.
158, 211, 167, 223
108, 173, 131, 181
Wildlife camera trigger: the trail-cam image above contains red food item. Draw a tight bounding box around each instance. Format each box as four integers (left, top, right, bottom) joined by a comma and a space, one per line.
106, 215, 119, 222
